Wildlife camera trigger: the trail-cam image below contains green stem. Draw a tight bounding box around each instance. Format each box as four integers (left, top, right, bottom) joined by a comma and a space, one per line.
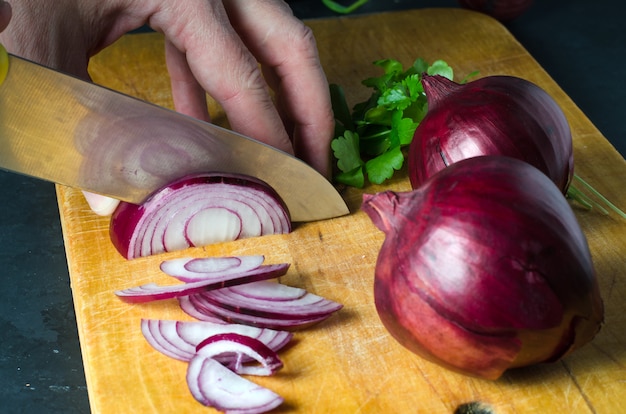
360, 129, 390, 141
568, 173, 626, 219
567, 185, 608, 214
321, 0, 369, 14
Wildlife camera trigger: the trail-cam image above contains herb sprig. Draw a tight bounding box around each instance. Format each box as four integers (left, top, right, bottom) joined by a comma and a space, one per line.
330, 58, 454, 188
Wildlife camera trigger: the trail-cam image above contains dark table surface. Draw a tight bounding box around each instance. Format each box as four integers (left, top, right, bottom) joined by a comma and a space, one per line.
1, 1, 624, 413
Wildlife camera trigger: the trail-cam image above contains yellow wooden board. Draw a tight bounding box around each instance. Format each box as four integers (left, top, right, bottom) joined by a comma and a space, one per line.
58, 8, 626, 413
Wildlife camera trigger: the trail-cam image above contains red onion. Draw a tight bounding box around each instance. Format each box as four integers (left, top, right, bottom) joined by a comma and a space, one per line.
120, 254, 344, 412
199, 281, 343, 319
140, 319, 293, 363
179, 294, 229, 323
186, 354, 283, 413
181, 280, 343, 329
195, 333, 284, 376
457, 0, 533, 21
110, 173, 291, 259
114, 263, 289, 303
160, 255, 266, 282
408, 75, 573, 193
362, 156, 603, 380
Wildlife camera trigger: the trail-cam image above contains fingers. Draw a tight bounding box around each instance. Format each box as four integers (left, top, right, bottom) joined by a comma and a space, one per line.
164, 38, 211, 122
222, 0, 334, 176
151, 1, 333, 175
152, 1, 293, 155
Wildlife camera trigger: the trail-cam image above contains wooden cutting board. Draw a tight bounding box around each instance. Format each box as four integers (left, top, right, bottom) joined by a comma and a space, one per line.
57, 8, 626, 413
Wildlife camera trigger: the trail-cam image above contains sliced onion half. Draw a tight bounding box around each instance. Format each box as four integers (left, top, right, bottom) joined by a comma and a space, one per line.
196, 333, 284, 376
110, 173, 292, 259
115, 263, 289, 303
140, 319, 293, 363
186, 355, 283, 414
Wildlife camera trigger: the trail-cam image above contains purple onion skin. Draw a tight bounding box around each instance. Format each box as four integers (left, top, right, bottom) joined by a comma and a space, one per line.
408, 75, 573, 194
362, 156, 603, 380
457, 0, 533, 21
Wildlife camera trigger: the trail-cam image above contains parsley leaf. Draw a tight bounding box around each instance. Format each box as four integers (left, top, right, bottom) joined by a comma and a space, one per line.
365, 146, 404, 184
391, 111, 418, 146
331, 130, 362, 173
335, 166, 365, 188
427, 59, 454, 79
330, 57, 456, 187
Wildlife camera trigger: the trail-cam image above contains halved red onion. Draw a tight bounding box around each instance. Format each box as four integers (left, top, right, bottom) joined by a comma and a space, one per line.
110, 173, 291, 259
183, 282, 342, 330
186, 355, 283, 413
196, 333, 283, 376
140, 319, 293, 363
114, 263, 289, 303
160, 255, 266, 282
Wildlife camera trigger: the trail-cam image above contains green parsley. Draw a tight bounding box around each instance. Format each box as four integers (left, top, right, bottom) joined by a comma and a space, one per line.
330, 58, 454, 187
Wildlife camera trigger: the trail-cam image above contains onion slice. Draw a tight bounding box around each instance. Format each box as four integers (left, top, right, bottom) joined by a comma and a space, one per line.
196, 333, 284, 376
186, 355, 283, 414
160, 255, 266, 282
179, 295, 227, 323
197, 281, 343, 320
182, 281, 342, 329
114, 263, 289, 303
140, 319, 293, 363
110, 173, 291, 259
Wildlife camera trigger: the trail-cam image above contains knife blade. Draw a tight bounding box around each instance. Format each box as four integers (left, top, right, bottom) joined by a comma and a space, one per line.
0, 45, 349, 222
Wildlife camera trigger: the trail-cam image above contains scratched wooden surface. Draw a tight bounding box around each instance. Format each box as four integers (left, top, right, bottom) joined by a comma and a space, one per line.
57, 8, 626, 413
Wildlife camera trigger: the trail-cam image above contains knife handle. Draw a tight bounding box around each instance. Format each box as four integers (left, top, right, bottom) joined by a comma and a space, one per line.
0, 43, 7, 86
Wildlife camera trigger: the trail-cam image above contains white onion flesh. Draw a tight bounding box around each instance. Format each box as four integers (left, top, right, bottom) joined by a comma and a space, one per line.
117, 254, 343, 412
182, 285, 342, 330
195, 333, 284, 376
110, 173, 291, 259
114, 263, 289, 303
140, 319, 293, 363
160, 255, 266, 282
197, 281, 343, 320
179, 295, 227, 323
186, 355, 283, 414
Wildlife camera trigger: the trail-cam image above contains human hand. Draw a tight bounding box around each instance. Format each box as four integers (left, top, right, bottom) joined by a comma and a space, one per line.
0, 0, 333, 215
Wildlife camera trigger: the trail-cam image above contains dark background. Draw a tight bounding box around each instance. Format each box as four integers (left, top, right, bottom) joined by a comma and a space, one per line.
1, 1, 623, 412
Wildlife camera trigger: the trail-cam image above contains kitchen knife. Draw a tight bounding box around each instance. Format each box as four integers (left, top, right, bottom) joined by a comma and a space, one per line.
0, 44, 349, 222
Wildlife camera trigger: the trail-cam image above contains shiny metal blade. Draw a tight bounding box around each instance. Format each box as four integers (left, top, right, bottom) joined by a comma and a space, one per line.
0, 54, 349, 221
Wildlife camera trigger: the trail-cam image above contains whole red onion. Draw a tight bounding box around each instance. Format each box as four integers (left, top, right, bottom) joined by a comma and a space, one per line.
408, 75, 573, 193
457, 0, 533, 21
362, 156, 603, 380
